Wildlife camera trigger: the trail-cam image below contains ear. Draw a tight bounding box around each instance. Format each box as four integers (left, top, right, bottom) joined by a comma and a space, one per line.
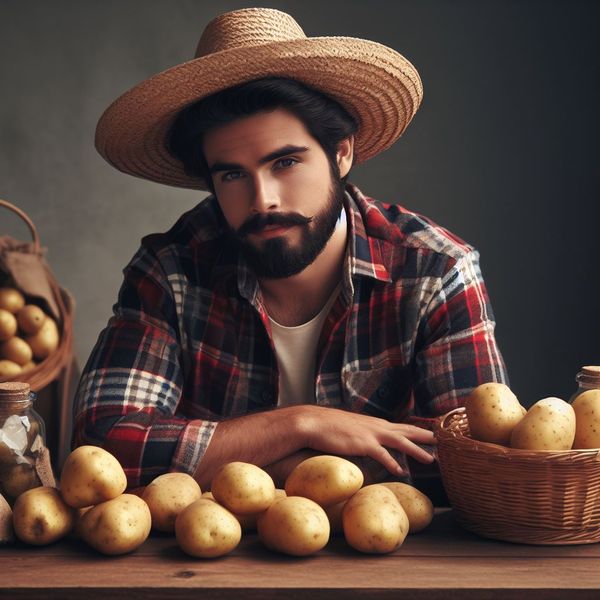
336, 136, 354, 178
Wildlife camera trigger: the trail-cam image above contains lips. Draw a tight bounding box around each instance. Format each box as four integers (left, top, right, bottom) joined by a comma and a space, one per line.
251, 224, 293, 239
237, 212, 312, 239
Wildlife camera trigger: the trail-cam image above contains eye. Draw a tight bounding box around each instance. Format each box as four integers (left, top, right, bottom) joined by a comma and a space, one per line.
221, 170, 245, 182
274, 157, 298, 170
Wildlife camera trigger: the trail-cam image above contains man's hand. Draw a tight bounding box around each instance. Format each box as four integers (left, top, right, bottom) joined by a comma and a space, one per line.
298, 406, 435, 477
194, 404, 436, 488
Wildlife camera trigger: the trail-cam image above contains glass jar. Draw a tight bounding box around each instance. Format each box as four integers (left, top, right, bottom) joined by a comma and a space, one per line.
569, 365, 600, 403
0, 382, 47, 504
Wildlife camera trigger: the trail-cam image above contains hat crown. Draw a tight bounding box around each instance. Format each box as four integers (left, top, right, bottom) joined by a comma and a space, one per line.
195, 8, 306, 58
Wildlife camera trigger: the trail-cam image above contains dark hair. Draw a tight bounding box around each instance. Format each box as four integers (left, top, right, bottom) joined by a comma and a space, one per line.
168, 77, 358, 193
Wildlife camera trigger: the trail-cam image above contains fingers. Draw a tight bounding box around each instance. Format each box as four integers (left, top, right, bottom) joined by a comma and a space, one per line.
366, 439, 432, 478
378, 429, 436, 465
367, 445, 405, 477
393, 424, 436, 445
398, 438, 435, 464
304, 407, 439, 473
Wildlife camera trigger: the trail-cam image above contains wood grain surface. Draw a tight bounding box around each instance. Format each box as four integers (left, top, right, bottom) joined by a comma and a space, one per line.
2, 509, 600, 599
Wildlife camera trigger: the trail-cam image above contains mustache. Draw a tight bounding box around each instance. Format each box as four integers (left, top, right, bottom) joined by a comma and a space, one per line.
236, 212, 313, 238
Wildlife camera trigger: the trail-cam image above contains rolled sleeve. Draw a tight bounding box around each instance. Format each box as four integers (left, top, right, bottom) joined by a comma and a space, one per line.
72, 246, 216, 487
171, 419, 218, 476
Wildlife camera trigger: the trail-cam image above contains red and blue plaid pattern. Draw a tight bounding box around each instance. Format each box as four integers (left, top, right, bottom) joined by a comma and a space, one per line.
73, 184, 508, 486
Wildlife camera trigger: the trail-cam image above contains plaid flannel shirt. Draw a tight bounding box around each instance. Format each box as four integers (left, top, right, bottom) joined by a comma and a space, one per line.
73, 183, 508, 487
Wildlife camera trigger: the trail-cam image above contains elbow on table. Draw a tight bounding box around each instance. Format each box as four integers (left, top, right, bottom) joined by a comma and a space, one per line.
70, 412, 129, 474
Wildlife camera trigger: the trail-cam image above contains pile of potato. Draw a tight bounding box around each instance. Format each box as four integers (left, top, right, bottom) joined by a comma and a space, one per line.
7, 446, 138, 552
4, 446, 435, 559
0, 287, 60, 381
464, 382, 600, 450
174, 457, 433, 558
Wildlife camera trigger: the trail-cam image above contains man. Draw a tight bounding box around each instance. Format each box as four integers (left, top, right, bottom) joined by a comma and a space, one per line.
74, 8, 508, 496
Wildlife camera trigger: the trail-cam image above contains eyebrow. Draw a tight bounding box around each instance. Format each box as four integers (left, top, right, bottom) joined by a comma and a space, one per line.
208, 145, 309, 175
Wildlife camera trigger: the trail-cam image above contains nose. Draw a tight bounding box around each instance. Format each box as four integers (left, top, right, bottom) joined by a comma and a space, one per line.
250, 173, 280, 214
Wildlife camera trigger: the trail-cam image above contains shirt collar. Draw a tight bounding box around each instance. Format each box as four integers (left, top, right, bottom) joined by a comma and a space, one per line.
344, 183, 393, 283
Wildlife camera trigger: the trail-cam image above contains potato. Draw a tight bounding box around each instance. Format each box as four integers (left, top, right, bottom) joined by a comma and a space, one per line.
0, 288, 25, 314
0, 309, 18, 342
211, 461, 275, 515
202, 488, 286, 532
380, 482, 434, 533
202, 490, 253, 533
245, 487, 287, 524
0, 463, 39, 501
238, 488, 287, 532
572, 390, 600, 449
16, 304, 46, 335
510, 397, 576, 450
257, 495, 330, 556
285, 455, 364, 507
464, 382, 525, 445
0, 336, 33, 366
72, 505, 94, 539
26, 316, 59, 360
141, 472, 202, 532
0, 439, 15, 468
342, 484, 409, 554
176, 498, 241, 558
324, 499, 347, 535
0, 492, 14, 544
60, 445, 127, 508
0, 359, 22, 379
20, 360, 37, 374
79, 494, 151, 555
13, 486, 76, 545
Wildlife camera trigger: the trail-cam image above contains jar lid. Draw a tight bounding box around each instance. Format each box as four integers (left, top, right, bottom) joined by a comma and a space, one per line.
581, 366, 600, 378
0, 381, 31, 401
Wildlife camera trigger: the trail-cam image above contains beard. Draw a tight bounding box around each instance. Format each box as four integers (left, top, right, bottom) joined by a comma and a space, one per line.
228, 174, 346, 279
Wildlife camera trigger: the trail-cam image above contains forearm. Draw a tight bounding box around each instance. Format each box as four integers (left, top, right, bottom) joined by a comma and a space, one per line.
196, 404, 436, 489
193, 406, 308, 488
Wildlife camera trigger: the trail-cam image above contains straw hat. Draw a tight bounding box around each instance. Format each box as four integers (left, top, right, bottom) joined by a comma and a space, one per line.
95, 7, 423, 190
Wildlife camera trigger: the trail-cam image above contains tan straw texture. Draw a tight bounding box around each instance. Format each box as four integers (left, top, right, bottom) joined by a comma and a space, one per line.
436, 408, 600, 545
95, 7, 423, 190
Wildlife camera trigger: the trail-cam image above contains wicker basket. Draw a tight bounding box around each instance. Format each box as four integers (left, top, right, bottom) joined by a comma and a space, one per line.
0, 199, 74, 391
435, 407, 600, 545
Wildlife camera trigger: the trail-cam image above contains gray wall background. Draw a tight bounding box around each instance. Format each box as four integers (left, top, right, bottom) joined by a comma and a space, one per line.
1, 0, 598, 408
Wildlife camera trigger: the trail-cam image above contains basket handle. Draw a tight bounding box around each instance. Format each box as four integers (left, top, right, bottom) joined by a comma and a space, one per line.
438, 407, 466, 431
0, 199, 41, 251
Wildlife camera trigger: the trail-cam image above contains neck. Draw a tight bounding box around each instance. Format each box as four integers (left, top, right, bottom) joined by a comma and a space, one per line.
259, 211, 347, 326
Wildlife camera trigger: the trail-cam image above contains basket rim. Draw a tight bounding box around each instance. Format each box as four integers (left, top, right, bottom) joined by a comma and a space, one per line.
435, 407, 600, 461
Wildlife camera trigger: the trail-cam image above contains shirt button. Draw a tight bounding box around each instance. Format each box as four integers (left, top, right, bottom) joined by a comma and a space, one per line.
262, 389, 273, 403
377, 386, 389, 399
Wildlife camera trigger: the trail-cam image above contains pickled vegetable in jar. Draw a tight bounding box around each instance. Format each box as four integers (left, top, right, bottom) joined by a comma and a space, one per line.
0, 382, 54, 505
569, 366, 600, 403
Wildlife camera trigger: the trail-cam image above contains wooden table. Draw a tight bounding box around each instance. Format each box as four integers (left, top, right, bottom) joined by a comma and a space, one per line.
3, 509, 600, 599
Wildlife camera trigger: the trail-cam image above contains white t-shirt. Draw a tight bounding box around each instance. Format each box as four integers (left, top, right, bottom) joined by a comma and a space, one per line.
269, 284, 341, 407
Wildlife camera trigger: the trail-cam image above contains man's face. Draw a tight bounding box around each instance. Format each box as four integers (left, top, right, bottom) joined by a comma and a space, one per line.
202, 109, 345, 278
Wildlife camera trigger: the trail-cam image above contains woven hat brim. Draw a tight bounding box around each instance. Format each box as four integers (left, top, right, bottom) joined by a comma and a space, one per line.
95, 36, 423, 190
